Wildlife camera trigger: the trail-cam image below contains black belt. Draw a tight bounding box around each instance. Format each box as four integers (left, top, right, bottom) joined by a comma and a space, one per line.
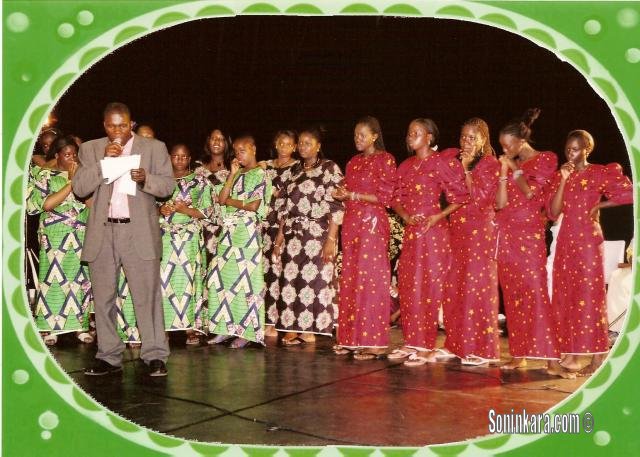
107, 217, 130, 224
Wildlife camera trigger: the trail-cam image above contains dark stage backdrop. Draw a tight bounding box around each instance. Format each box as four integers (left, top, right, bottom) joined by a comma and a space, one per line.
52, 16, 634, 242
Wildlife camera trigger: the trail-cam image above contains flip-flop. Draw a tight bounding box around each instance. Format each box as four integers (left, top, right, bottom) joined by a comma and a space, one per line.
387, 348, 417, 360
332, 345, 353, 355
404, 353, 435, 367
77, 332, 94, 344
229, 338, 251, 349
461, 355, 492, 366
185, 335, 201, 345
43, 333, 58, 346
282, 337, 305, 346
208, 334, 234, 345
433, 348, 457, 360
353, 351, 385, 361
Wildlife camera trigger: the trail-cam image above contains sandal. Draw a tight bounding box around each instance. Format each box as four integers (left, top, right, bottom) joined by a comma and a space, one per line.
404, 352, 436, 367
229, 337, 251, 349
43, 333, 58, 346
300, 334, 316, 343
387, 348, 417, 360
282, 337, 305, 346
185, 334, 201, 346
332, 344, 353, 355
353, 351, 386, 361
208, 334, 234, 345
433, 348, 457, 360
461, 355, 492, 366
77, 332, 94, 344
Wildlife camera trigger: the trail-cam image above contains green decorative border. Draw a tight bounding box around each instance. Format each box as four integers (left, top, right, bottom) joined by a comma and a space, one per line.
4, 1, 639, 455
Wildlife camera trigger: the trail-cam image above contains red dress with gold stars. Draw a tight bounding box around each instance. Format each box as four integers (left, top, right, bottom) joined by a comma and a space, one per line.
338, 151, 397, 348
549, 163, 633, 354
443, 151, 501, 359
496, 151, 559, 359
395, 151, 469, 350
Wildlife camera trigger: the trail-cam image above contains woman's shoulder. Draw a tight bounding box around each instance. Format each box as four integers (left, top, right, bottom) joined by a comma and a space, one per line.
261, 159, 275, 170
373, 150, 397, 168
247, 165, 268, 178
194, 165, 211, 177
439, 147, 460, 159
594, 162, 626, 176
533, 151, 558, 167
320, 158, 340, 169
33, 166, 60, 180
397, 156, 414, 170
378, 150, 396, 161
465, 154, 498, 176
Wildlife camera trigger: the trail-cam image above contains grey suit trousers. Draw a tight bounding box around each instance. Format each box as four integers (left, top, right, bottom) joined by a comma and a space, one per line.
89, 222, 169, 366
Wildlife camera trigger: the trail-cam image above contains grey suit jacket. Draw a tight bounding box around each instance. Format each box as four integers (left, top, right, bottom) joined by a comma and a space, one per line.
72, 134, 175, 262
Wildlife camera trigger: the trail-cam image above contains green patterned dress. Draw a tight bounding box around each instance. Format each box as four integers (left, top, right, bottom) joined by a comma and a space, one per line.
115, 173, 215, 341
26, 166, 91, 334
207, 167, 272, 344
159, 172, 214, 333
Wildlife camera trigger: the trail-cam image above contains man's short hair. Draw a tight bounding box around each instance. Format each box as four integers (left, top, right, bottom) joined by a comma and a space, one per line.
233, 133, 255, 146
103, 102, 131, 119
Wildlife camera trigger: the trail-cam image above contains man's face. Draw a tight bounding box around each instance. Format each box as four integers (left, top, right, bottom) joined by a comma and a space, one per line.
103, 112, 133, 143
233, 139, 256, 166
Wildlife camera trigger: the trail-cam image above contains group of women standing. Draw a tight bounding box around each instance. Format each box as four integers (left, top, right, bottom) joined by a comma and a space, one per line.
27, 110, 632, 378
328, 111, 631, 379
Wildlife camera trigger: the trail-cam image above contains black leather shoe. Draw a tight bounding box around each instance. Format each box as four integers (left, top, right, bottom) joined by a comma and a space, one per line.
84, 359, 122, 376
148, 359, 168, 377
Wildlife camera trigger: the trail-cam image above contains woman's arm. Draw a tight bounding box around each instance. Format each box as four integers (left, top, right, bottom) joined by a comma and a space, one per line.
495, 156, 514, 209
43, 182, 74, 212
321, 220, 340, 263
550, 163, 573, 218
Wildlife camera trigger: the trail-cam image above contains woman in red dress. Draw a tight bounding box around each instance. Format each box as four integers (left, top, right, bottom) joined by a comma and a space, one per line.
549, 130, 633, 376
496, 108, 569, 377
441, 118, 501, 366
390, 118, 469, 366
333, 116, 397, 360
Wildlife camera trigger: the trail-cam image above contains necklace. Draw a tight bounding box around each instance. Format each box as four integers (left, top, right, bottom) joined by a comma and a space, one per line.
413, 152, 431, 171
303, 157, 320, 170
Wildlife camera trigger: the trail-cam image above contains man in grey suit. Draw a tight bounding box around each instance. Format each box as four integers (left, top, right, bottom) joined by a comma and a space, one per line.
73, 102, 174, 376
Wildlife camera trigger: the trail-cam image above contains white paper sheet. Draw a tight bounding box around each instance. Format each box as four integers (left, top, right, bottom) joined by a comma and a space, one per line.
100, 155, 141, 196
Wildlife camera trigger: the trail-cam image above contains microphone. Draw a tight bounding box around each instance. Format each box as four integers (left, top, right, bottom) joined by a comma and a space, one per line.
112, 137, 122, 145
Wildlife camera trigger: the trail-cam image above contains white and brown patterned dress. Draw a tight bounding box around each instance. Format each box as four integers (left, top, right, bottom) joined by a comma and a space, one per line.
274, 159, 344, 335
262, 159, 299, 328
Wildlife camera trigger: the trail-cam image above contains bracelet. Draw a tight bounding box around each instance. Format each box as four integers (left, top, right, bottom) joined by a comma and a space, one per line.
327, 235, 337, 242
512, 169, 524, 179
464, 170, 472, 175
499, 176, 508, 182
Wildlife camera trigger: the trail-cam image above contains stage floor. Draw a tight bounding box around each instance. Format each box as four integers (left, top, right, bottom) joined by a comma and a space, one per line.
49, 329, 587, 447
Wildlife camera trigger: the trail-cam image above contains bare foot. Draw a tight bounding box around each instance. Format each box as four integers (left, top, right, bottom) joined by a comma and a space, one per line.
300, 334, 316, 343
282, 332, 299, 343
501, 357, 527, 370
559, 354, 582, 372
545, 360, 576, 379
185, 330, 200, 346
387, 346, 417, 360
333, 346, 352, 355
264, 326, 278, 338
404, 350, 438, 366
